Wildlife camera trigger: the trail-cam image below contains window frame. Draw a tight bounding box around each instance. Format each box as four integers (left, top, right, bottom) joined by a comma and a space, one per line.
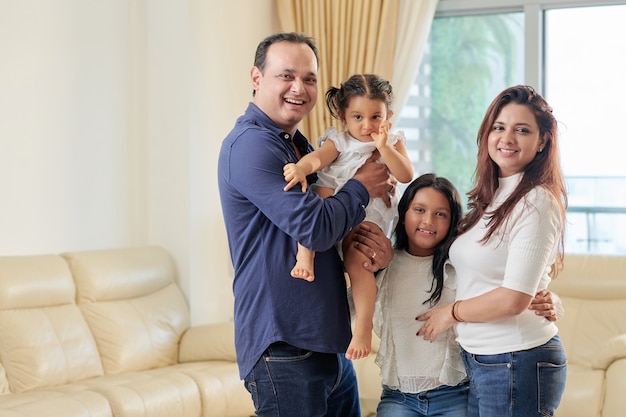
422, 0, 626, 254
435, 0, 626, 93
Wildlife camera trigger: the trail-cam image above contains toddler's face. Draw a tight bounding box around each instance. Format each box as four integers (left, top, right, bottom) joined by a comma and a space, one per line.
342, 96, 388, 142
403, 187, 452, 257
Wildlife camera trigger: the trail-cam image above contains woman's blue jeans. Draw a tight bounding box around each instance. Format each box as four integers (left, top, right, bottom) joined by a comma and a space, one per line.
376, 382, 469, 417
243, 342, 360, 417
461, 335, 567, 417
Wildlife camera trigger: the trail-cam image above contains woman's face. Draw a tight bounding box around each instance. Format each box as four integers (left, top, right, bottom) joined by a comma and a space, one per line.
403, 187, 452, 257
487, 103, 545, 177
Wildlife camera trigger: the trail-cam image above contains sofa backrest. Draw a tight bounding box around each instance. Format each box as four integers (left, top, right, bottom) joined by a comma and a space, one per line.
62, 246, 190, 375
0, 254, 103, 393
549, 254, 626, 368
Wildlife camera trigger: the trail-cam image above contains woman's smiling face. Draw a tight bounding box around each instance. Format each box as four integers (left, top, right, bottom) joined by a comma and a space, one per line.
487, 103, 545, 177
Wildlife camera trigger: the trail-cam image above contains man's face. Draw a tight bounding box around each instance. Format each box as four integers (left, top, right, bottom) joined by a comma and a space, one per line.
251, 41, 318, 134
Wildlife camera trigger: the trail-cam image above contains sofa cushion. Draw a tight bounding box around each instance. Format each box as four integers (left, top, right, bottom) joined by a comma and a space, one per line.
0, 255, 103, 393
172, 362, 254, 417
62, 247, 191, 375
0, 389, 112, 417
69, 368, 202, 417
555, 297, 626, 368
548, 254, 626, 417
554, 363, 604, 417
178, 322, 237, 363
0, 361, 9, 395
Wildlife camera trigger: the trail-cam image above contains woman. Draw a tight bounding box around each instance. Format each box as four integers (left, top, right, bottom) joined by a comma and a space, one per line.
417, 85, 568, 417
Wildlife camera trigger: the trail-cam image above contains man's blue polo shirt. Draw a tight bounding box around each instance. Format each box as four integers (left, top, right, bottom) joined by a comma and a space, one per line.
218, 103, 369, 379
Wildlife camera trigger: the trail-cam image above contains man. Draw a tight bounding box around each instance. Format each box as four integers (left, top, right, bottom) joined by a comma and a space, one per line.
218, 32, 394, 417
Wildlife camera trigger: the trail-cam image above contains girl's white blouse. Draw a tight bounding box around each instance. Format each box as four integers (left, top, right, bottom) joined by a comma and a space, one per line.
374, 250, 467, 393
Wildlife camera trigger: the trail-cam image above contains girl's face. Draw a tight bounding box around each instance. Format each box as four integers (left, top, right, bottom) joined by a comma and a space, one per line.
487, 103, 545, 177
341, 95, 389, 142
404, 187, 452, 257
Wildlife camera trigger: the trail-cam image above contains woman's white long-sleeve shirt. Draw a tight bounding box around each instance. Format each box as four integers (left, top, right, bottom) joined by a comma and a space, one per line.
374, 250, 467, 393
449, 173, 561, 355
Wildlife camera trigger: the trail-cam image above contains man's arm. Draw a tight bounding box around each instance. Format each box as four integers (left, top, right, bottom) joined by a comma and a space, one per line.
230, 130, 368, 252
284, 140, 339, 192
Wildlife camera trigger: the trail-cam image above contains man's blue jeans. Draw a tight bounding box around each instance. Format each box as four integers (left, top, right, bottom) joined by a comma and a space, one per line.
461, 335, 567, 417
244, 342, 360, 417
376, 382, 469, 417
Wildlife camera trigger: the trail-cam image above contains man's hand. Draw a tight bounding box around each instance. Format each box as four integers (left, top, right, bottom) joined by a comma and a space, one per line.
528, 290, 564, 321
351, 222, 393, 273
353, 152, 397, 207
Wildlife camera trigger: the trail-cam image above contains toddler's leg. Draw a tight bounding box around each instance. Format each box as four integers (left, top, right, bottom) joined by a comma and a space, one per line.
291, 243, 315, 282
289, 186, 332, 282
342, 223, 378, 360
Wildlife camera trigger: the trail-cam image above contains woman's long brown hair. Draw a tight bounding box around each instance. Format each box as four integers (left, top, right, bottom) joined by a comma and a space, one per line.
460, 85, 568, 276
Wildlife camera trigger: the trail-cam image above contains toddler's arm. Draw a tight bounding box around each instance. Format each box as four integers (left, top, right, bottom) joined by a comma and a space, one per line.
283, 139, 340, 192
372, 121, 414, 183
283, 163, 309, 192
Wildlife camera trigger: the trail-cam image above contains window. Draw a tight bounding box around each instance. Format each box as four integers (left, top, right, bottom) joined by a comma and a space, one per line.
397, 0, 626, 254
545, 5, 626, 254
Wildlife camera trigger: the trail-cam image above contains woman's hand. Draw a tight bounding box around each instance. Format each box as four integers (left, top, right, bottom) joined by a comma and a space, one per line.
351, 222, 393, 273
416, 303, 456, 343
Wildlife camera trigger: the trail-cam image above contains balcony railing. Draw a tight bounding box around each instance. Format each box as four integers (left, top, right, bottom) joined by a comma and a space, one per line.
565, 177, 626, 254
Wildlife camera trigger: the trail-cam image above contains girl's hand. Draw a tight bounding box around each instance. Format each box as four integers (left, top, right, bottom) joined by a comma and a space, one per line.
416, 303, 456, 342
372, 120, 392, 150
283, 163, 307, 192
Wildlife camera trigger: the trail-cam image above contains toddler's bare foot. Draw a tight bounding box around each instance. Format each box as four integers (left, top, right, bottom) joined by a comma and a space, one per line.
292, 245, 315, 281
291, 264, 314, 282
345, 331, 371, 360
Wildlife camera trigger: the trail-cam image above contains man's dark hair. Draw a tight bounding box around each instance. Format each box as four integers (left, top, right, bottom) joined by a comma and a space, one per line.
252, 32, 319, 96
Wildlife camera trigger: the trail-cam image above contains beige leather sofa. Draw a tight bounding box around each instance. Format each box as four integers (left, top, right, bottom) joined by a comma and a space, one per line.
354, 254, 626, 417
0, 246, 255, 417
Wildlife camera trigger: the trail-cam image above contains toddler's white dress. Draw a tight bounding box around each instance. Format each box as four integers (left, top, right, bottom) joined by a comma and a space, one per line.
314, 126, 405, 237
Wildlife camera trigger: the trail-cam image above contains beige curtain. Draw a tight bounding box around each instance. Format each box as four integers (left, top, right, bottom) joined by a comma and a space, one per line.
392, 0, 438, 117
277, 0, 438, 143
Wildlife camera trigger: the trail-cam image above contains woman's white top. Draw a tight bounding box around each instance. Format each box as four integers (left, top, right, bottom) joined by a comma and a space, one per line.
374, 250, 467, 393
449, 173, 561, 354
314, 127, 405, 236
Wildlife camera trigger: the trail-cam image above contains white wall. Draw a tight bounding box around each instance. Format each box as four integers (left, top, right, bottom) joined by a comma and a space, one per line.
0, 0, 279, 324
1, 1, 135, 254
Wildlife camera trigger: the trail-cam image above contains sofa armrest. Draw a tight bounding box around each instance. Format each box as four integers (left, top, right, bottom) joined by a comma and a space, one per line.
591, 334, 626, 370
602, 358, 626, 417
178, 321, 237, 363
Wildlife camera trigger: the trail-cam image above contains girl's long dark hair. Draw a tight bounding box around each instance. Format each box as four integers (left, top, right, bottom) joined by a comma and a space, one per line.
394, 174, 463, 305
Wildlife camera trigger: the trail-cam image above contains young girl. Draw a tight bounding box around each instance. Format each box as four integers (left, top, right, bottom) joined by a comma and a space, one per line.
283, 74, 414, 360
373, 173, 469, 416
417, 85, 568, 417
